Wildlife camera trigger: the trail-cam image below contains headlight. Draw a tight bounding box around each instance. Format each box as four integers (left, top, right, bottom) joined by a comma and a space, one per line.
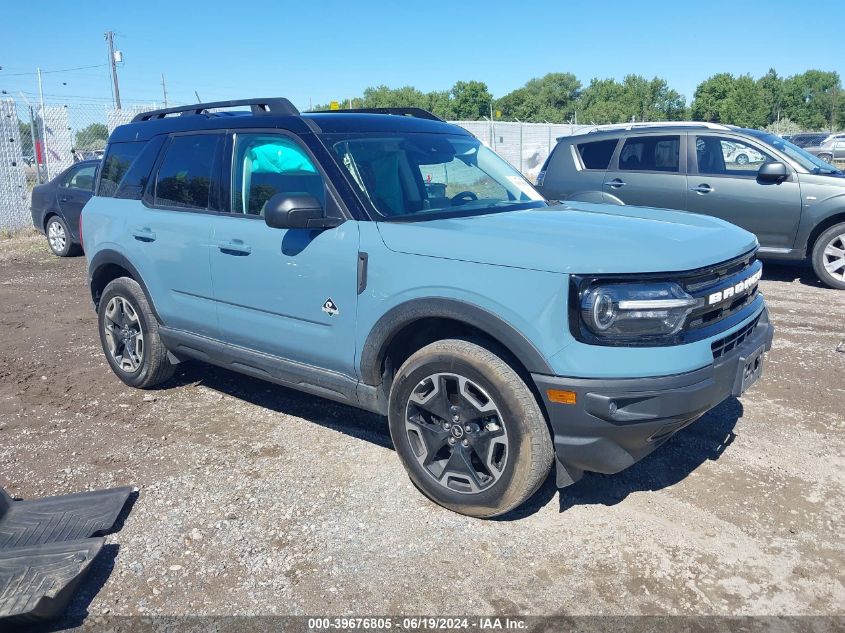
580, 282, 700, 340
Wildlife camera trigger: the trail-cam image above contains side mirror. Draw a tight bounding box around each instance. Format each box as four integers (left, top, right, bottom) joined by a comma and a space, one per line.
757, 162, 788, 183
263, 193, 342, 230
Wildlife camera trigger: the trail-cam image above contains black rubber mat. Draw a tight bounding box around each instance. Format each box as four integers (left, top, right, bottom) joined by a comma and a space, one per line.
0, 486, 132, 550
0, 486, 132, 624
0, 537, 104, 623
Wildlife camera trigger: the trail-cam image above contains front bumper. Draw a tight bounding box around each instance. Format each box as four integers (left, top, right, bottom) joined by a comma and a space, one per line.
533, 308, 774, 487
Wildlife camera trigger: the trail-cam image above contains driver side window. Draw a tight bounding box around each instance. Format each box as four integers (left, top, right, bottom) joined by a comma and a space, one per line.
696, 136, 773, 177
231, 134, 325, 216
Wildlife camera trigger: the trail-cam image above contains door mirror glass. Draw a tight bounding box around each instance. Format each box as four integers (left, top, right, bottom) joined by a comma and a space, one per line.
757, 161, 788, 182
263, 193, 340, 229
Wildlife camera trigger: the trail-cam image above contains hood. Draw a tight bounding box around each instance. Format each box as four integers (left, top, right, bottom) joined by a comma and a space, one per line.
376, 202, 758, 275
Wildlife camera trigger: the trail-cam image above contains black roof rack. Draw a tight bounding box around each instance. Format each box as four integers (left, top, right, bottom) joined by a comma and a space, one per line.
131, 98, 299, 122
312, 107, 443, 122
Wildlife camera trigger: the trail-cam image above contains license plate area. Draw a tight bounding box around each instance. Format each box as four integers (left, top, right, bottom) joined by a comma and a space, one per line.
732, 345, 765, 396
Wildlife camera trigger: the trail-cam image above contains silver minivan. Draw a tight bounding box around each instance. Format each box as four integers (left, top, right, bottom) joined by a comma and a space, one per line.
537, 122, 845, 289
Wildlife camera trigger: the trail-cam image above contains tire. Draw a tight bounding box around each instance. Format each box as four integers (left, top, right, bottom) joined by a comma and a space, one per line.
45, 215, 80, 257
811, 222, 845, 290
736, 153, 749, 165
97, 277, 175, 388
388, 339, 553, 518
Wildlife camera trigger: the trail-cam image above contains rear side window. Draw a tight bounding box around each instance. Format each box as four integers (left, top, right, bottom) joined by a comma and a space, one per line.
619, 135, 680, 172
576, 139, 618, 170
62, 164, 97, 191
154, 135, 221, 210
114, 135, 166, 200
98, 142, 144, 197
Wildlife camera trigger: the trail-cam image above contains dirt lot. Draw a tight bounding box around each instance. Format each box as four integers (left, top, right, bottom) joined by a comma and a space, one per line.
0, 234, 843, 620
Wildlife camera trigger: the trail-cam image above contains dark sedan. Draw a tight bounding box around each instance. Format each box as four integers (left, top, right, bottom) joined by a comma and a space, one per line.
31, 160, 99, 256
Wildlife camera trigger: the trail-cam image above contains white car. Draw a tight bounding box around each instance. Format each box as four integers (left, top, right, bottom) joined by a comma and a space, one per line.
722, 142, 765, 165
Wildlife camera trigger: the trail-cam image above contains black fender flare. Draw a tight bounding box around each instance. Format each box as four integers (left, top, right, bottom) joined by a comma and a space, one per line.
359, 297, 554, 386
88, 249, 163, 324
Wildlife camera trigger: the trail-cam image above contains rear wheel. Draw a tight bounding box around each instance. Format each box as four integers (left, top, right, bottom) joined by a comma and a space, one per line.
812, 222, 845, 289
97, 277, 174, 388
388, 339, 553, 518
45, 216, 79, 257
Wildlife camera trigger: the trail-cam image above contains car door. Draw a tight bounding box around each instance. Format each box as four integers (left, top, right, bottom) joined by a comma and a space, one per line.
602, 133, 687, 210
208, 131, 360, 377
686, 134, 802, 250
125, 132, 223, 337
834, 135, 845, 160
57, 162, 97, 240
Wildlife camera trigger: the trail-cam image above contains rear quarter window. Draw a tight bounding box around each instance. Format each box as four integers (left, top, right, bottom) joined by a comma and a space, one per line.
98, 142, 145, 197
576, 139, 618, 170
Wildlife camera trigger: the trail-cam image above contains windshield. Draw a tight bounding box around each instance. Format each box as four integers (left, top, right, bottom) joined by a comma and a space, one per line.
328, 133, 547, 220
753, 131, 841, 174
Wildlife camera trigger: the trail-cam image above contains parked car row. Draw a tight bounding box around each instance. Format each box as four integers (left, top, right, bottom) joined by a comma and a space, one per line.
537, 122, 845, 289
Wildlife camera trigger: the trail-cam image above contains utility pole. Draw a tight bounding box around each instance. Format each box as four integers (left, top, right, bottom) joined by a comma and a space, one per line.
105, 31, 121, 109
161, 73, 168, 108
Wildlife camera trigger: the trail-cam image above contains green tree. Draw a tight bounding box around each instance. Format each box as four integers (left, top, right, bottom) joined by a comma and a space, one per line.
425, 90, 453, 120
782, 70, 842, 130
577, 78, 628, 124
495, 73, 581, 122
360, 85, 428, 109
577, 75, 686, 124
691, 73, 767, 128
757, 68, 784, 126
75, 122, 108, 150
449, 80, 492, 120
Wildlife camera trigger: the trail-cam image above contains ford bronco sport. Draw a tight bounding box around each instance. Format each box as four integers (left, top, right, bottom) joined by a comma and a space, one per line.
82, 99, 773, 517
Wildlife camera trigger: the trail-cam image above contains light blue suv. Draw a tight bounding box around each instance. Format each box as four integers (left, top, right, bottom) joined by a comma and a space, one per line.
82, 99, 773, 517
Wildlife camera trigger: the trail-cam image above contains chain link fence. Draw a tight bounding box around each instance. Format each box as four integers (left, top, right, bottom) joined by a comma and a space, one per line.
451, 120, 593, 182
0, 98, 155, 234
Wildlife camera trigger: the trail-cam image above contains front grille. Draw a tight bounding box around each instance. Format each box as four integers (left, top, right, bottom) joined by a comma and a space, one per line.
682, 252, 761, 332
711, 315, 760, 359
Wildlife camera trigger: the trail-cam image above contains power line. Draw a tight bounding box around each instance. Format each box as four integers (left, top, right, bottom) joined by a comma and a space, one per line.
0, 63, 108, 77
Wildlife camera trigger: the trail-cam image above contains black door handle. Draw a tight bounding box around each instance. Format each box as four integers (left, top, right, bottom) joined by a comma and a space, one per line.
605, 178, 626, 188
690, 184, 713, 194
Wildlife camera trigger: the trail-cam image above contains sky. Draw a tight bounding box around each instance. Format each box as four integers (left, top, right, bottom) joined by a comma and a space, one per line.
1, 0, 843, 113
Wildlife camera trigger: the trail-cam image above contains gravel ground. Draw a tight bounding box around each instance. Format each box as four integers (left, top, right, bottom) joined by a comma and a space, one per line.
0, 234, 843, 621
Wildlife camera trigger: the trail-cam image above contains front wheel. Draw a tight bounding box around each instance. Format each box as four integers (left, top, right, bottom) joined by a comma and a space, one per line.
812, 222, 845, 289
388, 339, 553, 518
97, 277, 175, 388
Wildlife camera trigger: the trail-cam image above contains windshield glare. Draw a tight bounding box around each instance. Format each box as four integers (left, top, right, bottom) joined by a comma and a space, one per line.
755, 132, 840, 174
330, 134, 546, 220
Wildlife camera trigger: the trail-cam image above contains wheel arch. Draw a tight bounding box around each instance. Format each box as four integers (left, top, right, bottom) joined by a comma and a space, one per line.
806, 211, 845, 258
88, 249, 163, 323
359, 298, 554, 389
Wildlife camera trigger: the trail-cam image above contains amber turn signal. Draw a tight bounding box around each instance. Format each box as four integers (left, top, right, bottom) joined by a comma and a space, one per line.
546, 389, 577, 405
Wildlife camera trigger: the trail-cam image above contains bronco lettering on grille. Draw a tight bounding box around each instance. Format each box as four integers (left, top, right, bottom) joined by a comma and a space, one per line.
706, 268, 762, 306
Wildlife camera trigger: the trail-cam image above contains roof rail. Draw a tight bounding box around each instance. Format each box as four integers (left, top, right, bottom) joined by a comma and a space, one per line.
311, 107, 444, 122
583, 120, 731, 134
131, 98, 299, 122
